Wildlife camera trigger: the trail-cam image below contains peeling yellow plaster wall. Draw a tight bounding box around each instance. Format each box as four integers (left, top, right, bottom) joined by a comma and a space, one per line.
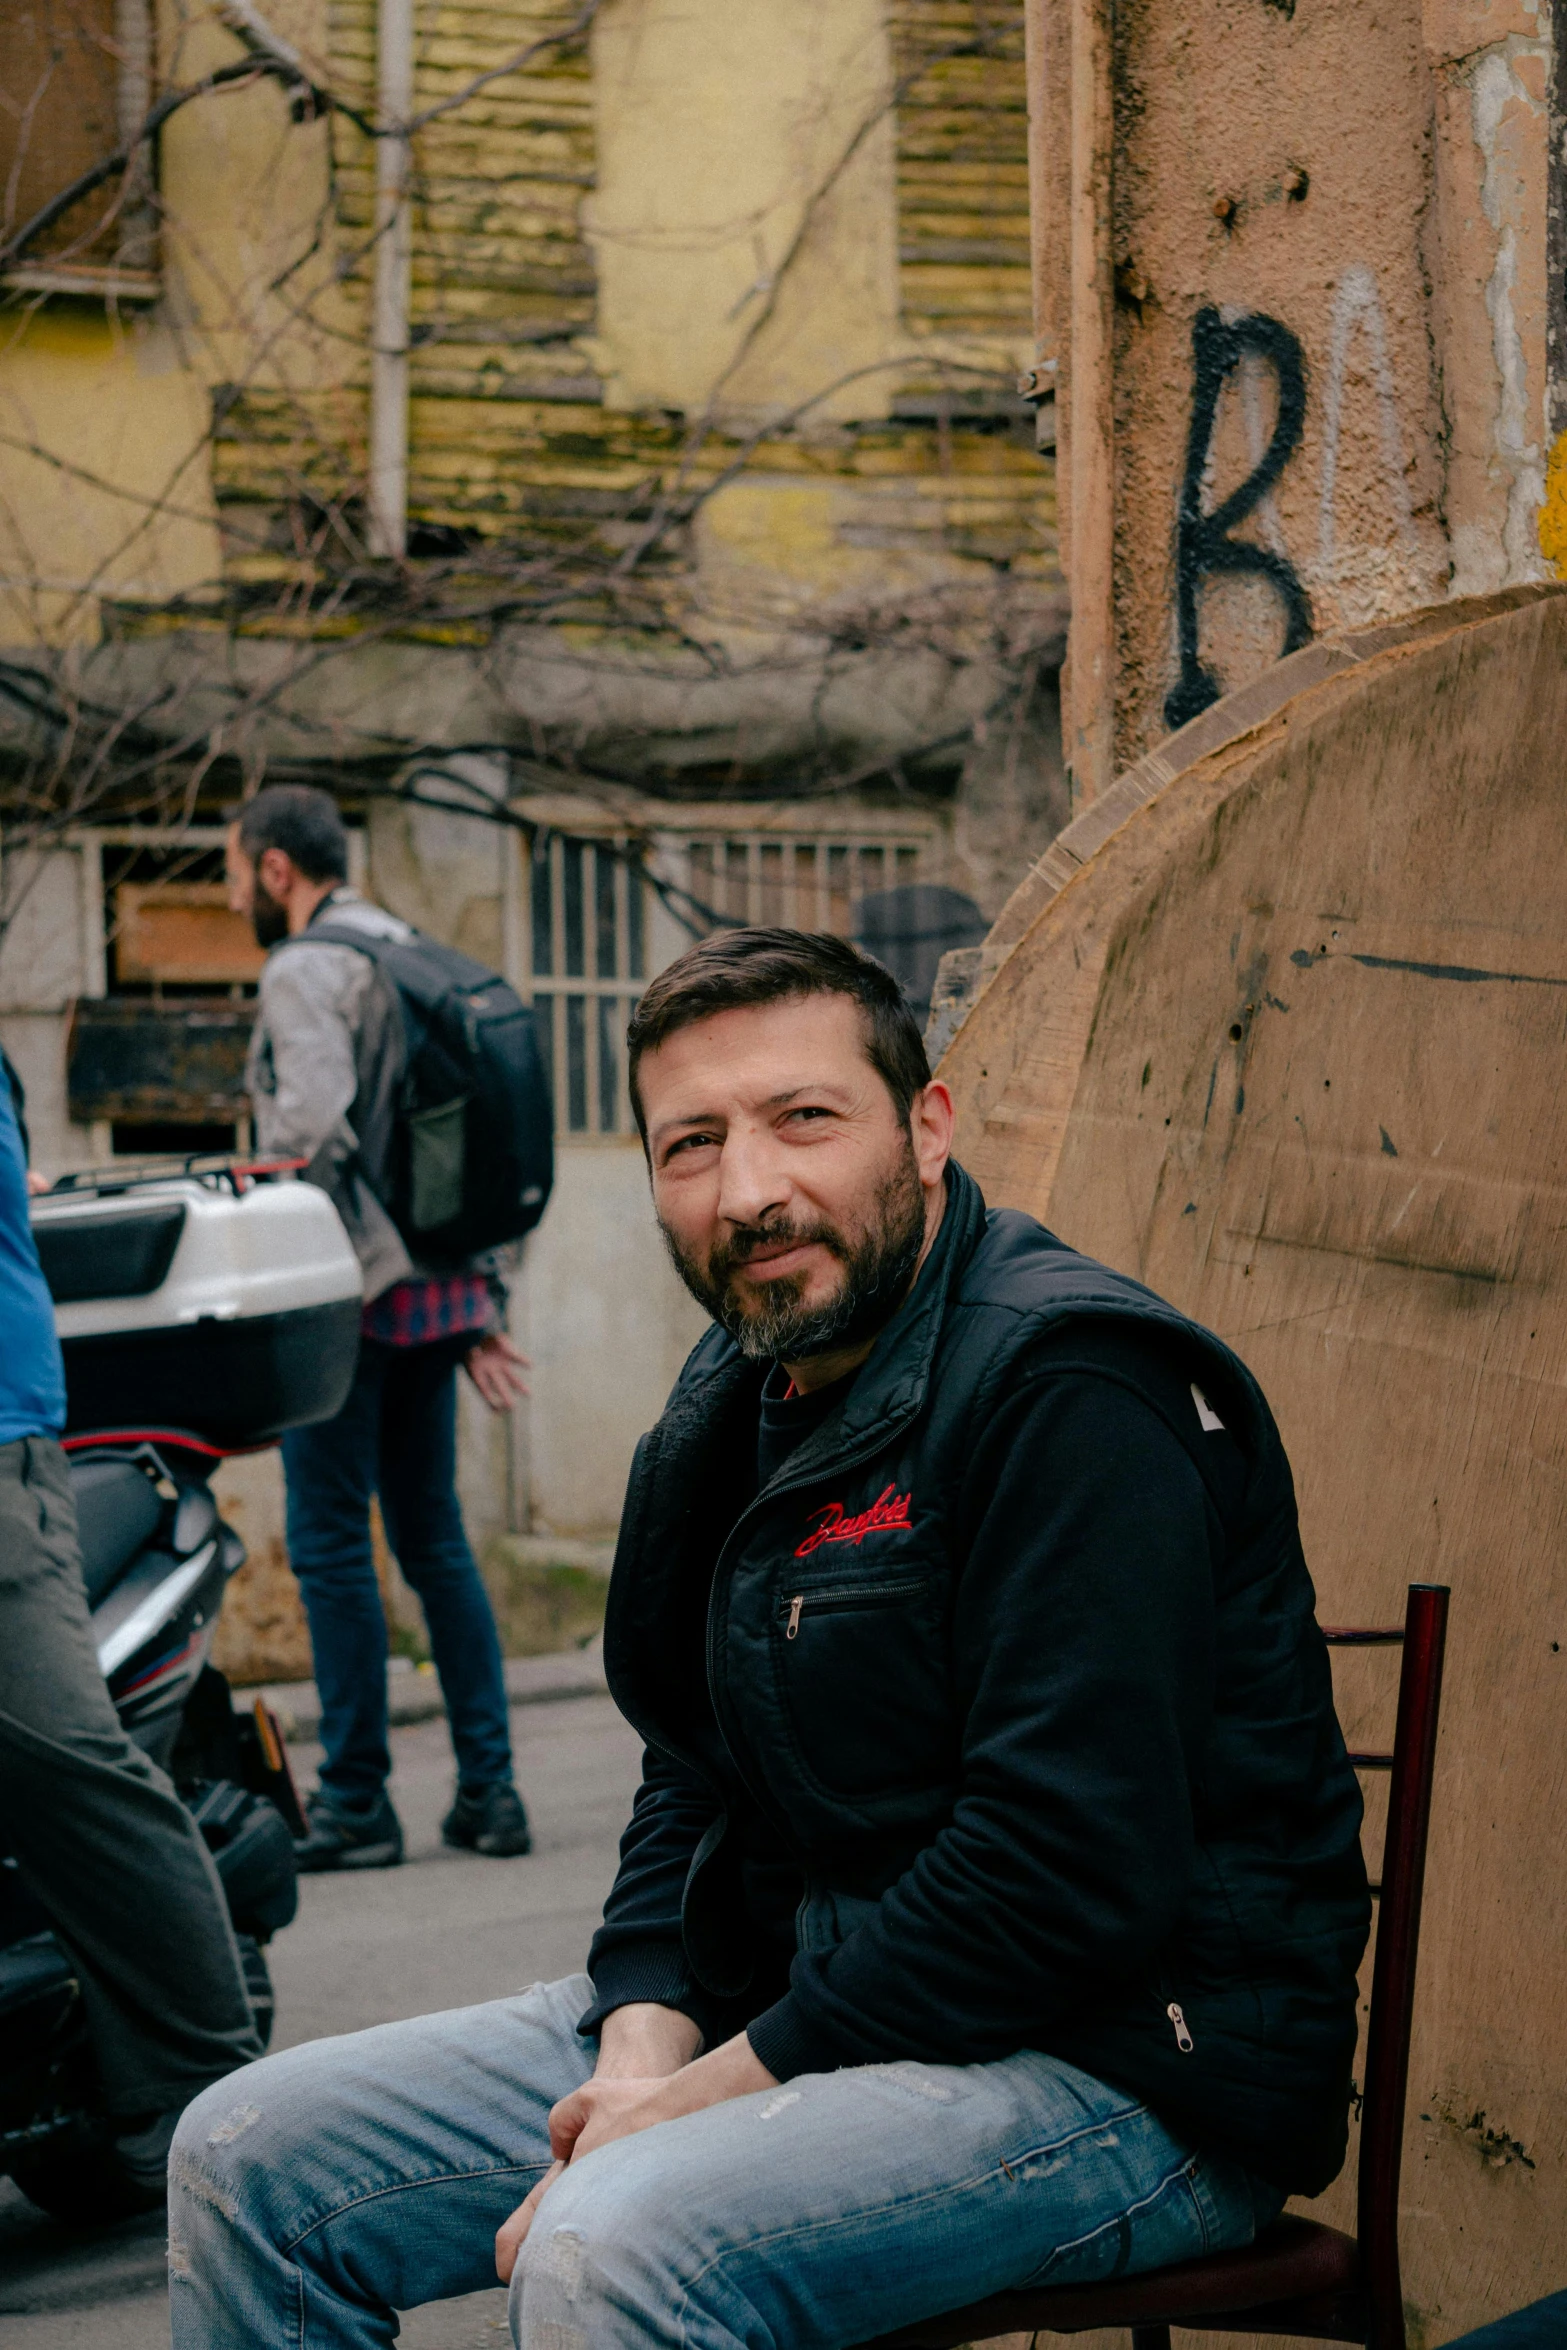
0, 307, 222, 645
157, 0, 348, 401
1541, 429, 1567, 575
328, 0, 599, 401
0, 0, 346, 646
583, 0, 902, 423
2, 0, 1053, 650
693, 427, 1059, 627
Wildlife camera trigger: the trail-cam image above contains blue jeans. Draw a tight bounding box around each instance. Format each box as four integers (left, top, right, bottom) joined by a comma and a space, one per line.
167, 1973, 1282, 2349
281, 1335, 513, 1804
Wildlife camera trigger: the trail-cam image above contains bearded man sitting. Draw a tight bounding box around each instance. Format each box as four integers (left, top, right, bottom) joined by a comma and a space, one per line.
169, 927, 1369, 2350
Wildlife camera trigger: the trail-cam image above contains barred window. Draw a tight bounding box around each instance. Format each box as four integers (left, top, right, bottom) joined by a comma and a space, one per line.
671, 823, 976, 1034
682, 834, 921, 934
525, 822, 937, 1137
528, 834, 647, 1138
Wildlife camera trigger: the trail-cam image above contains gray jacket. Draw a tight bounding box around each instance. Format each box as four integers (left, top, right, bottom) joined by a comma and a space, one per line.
245, 891, 417, 1301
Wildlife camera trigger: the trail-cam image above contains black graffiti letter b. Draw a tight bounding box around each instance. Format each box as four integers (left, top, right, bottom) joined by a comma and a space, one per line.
1165, 306, 1313, 732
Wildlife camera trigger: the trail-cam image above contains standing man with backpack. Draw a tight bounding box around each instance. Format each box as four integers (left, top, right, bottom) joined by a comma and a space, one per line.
226, 785, 552, 1871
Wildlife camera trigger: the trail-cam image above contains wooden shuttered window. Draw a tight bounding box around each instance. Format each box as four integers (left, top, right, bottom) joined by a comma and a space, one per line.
890, 0, 1031, 352
1, 0, 156, 296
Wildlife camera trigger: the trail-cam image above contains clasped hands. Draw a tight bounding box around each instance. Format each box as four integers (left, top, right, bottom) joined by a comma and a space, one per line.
494, 2004, 776, 2284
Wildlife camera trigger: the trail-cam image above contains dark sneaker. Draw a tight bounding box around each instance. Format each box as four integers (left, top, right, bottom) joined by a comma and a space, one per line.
14, 2110, 181, 2222
293, 1789, 404, 1873
441, 1782, 532, 1857
110, 2108, 182, 2208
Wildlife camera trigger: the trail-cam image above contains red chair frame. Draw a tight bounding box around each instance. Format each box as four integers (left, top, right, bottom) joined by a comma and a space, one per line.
857, 1583, 1450, 2350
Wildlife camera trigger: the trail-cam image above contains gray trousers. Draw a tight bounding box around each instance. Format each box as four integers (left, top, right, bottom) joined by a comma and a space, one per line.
0, 1436, 261, 2117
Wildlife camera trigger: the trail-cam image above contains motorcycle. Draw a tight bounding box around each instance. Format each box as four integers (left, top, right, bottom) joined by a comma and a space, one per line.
0, 1155, 363, 2222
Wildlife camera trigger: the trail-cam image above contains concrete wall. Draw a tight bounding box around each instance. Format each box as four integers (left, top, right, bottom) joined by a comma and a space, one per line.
1033, 0, 1563, 794
512, 1141, 706, 1537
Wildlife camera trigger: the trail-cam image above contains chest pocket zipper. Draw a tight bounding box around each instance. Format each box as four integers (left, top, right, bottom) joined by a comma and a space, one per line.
781, 1577, 930, 1640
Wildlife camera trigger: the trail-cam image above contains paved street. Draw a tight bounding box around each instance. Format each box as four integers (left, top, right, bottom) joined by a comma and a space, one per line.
0, 1693, 643, 2350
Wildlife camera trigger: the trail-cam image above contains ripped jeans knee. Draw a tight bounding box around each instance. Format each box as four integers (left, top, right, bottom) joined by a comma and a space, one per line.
506, 2138, 749, 2350
169, 2069, 266, 2223
511, 2215, 593, 2349
164, 1978, 598, 2350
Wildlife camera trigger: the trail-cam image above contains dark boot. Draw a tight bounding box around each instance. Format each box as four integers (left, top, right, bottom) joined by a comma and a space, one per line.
293, 1788, 404, 1873
441, 1782, 531, 1857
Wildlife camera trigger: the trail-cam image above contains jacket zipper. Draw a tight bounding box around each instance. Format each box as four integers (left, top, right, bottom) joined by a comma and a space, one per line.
703, 1421, 926, 1823
782, 1576, 930, 1639
608, 1213, 956, 1848
1166, 2000, 1195, 2054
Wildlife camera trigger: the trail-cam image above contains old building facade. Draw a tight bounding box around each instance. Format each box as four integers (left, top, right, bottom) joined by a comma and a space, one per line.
0, 0, 1067, 1664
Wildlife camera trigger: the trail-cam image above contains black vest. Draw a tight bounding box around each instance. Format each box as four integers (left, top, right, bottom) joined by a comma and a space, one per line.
602, 1163, 1369, 2193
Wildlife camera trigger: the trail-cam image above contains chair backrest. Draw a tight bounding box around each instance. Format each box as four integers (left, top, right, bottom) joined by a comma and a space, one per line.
1321, 1583, 1450, 2350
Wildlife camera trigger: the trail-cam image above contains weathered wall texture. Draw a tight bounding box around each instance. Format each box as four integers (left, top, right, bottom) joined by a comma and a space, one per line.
181, 0, 1055, 654
2, 0, 1061, 705
1033, 0, 1563, 794
0, 0, 1066, 832
585, 0, 900, 422
894, 0, 1034, 359
0, 308, 222, 640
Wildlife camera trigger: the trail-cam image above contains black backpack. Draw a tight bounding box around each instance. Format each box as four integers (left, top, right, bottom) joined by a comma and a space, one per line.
309, 919, 554, 1262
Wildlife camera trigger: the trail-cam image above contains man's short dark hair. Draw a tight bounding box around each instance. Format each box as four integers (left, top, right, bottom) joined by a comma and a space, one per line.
626, 927, 931, 1140
235, 785, 349, 883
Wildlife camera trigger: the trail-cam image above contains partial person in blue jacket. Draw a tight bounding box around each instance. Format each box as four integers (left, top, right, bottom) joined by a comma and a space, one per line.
0, 1053, 259, 2210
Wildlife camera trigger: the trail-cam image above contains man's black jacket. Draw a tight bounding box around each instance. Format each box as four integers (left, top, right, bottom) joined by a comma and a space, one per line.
586, 1163, 1370, 2196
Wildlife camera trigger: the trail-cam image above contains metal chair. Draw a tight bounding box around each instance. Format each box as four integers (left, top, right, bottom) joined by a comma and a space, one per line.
857, 1582, 1450, 2350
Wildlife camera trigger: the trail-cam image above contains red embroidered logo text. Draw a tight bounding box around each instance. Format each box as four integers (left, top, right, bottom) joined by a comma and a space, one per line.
794, 1484, 914, 1558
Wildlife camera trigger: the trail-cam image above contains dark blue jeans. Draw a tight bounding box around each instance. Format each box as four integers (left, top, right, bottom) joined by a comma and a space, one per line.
281, 1336, 514, 1806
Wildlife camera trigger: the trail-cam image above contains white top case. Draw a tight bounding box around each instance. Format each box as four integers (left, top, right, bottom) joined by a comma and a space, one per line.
34, 1175, 363, 1341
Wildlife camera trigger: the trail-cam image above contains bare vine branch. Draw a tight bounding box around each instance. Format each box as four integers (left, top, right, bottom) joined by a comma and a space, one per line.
0, 0, 606, 271
0, 0, 1054, 901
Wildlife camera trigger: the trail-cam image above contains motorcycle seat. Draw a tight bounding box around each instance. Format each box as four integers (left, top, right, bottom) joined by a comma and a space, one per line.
69, 1457, 165, 1608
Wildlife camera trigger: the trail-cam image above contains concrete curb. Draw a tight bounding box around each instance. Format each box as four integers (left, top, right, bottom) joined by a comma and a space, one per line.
242, 1639, 609, 1744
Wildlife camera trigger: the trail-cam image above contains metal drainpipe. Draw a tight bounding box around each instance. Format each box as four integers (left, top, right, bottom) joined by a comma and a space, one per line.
115, 0, 155, 272
369, 0, 413, 558
1066, 0, 1115, 805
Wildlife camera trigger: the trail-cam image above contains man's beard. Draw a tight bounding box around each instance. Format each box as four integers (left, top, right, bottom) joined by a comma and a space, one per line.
250, 879, 289, 948
660, 1141, 928, 1362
